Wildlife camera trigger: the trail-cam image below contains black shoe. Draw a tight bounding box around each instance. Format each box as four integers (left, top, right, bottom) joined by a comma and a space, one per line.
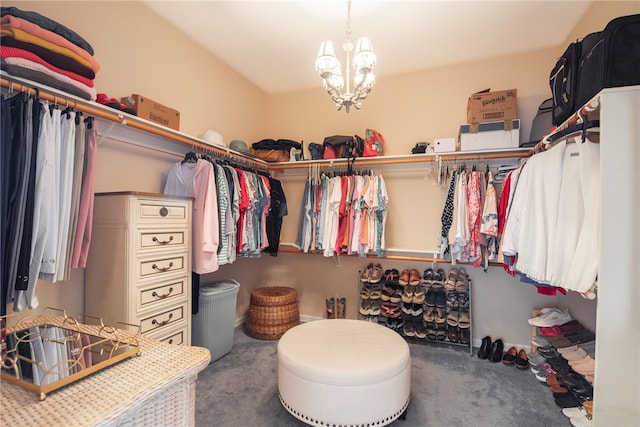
477, 336, 492, 359
489, 339, 504, 362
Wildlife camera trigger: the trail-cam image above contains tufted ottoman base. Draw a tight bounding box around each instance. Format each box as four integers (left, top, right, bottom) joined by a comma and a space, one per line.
277, 319, 411, 427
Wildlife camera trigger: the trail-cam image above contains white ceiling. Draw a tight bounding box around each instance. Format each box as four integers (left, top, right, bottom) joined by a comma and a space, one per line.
142, 0, 592, 94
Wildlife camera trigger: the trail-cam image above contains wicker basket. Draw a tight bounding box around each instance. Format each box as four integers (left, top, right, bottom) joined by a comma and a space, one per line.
247, 287, 300, 340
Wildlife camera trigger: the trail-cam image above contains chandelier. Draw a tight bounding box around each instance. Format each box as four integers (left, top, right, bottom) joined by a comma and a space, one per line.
315, 0, 377, 113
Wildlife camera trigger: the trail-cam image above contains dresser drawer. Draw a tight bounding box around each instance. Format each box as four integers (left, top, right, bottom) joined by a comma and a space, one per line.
138, 253, 187, 281
159, 329, 186, 346
138, 229, 187, 252
138, 277, 187, 310
139, 304, 186, 334
135, 199, 190, 225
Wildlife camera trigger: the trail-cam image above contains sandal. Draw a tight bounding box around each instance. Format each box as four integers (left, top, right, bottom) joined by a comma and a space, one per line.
436, 324, 447, 341
447, 310, 460, 327
458, 312, 470, 328
369, 263, 383, 283
447, 325, 459, 342
414, 321, 427, 339
459, 328, 470, 345
423, 307, 436, 322
434, 307, 447, 324
369, 300, 381, 316
381, 284, 393, 301
390, 286, 403, 303
408, 269, 421, 286
426, 323, 438, 340
412, 286, 425, 304
398, 269, 411, 285
422, 268, 434, 286
326, 297, 335, 319
369, 284, 382, 300
360, 284, 371, 300
359, 300, 372, 316
401, 287, 414, 303
444, 268, 459, 290
455, 268, 469, 291
432, 268, 446, 287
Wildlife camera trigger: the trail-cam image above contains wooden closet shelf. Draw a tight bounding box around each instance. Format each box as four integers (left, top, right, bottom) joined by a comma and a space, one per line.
0, 74, 269, 170
269, 149, 530, 171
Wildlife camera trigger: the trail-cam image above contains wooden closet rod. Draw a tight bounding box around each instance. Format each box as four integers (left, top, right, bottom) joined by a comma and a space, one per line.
269, 150, 529, 170
0, 76, 270, 170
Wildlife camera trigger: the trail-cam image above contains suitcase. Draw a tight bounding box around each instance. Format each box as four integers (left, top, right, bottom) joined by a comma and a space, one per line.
522, 98, 554, 147
549, 41, 581, 126
550, 14, 640, 127
575, 14, 640, 109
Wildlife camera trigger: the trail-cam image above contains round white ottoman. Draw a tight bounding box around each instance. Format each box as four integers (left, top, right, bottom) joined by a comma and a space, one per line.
277, 319, 411, 427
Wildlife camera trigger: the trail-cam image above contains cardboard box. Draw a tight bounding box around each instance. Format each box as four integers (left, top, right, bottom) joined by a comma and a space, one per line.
459, 119, 520, 151
121, 94, 180, 130
467, 89, 517, 124
434, 137, 457, 153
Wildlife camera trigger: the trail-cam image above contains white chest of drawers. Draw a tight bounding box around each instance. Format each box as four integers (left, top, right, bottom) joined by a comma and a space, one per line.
85, 192, 193, 345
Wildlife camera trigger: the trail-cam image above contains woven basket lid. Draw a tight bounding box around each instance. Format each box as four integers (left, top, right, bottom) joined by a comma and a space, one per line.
250, 286, 297, 306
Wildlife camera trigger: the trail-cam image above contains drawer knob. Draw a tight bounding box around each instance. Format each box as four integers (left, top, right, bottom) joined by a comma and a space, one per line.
159, 206, 169, 217
151, 262, 174, 272
152, 235, 174, 245
151, 312, 174, 328
152, 287, 174, 300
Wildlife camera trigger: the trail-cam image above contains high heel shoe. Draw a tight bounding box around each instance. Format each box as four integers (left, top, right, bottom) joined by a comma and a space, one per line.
489, 339, 504, 363
477, 336, 492, 359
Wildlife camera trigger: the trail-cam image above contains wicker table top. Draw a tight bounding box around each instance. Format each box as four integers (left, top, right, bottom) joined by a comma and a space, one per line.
1, 316, 211, 426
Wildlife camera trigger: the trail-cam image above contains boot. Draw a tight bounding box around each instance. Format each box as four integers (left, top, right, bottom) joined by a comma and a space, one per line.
337, 297, 346, 319
326, 297, 336, 319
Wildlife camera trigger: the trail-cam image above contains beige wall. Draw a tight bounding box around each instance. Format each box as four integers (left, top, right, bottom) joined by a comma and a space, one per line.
5, 1, 637, 346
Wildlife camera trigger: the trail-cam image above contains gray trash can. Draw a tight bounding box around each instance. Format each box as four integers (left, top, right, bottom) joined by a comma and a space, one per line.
192, 279, 240, 363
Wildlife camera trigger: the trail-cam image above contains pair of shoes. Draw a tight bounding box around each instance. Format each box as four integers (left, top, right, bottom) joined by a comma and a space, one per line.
414, 321, 427, 339
399, 269, 421, 286
359, 300, 380, 316
444, 268, 459, 290
360, 263, 383, 283
384, 269, 400, 285
381, 302, 401, 318
502, 347, 529, 368
528, 309, 572, 327
426, 288, 446, 308
421, 268, 434, 286
412, 286, 425, 304
385, 316, 404, 331
431, 268, 446, 287
478, 337, 503, 362
360, 284, 382, 300
403, 319, 416, 337
96, 93, 137, 115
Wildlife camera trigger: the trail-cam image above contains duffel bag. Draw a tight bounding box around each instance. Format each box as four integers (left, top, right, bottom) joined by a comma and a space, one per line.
550, 41, 581, 126
575, 14, 640, 110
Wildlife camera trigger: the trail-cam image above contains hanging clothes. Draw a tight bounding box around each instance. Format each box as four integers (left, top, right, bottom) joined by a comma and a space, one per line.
1, 92, 97, 313
164, 158, 219, 274
296, 169, 388, 258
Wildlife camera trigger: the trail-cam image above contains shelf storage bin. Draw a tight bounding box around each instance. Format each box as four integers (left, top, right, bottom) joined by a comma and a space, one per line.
192, 279, 240, 363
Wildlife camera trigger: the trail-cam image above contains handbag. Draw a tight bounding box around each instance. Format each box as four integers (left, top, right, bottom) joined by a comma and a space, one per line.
308, 142, 324, 160
322, 135, 364, 159
363, 128, 384, 157
251, 148, 290, 162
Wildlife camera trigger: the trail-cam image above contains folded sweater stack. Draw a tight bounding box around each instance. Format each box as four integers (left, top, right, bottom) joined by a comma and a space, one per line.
0, 6, 99, 100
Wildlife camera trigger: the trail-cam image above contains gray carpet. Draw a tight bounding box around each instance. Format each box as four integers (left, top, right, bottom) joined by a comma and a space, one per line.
195, 325, 569, 427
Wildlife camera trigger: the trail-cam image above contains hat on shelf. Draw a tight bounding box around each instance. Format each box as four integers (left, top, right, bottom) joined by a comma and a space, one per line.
202, 130, 225, 147
229, 140, 250, 154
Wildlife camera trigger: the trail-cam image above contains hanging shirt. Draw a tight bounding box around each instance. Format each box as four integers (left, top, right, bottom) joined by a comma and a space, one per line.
164, 159, 219, 274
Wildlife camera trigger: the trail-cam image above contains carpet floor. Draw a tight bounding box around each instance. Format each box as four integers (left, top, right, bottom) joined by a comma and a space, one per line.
195, 324, 569, 427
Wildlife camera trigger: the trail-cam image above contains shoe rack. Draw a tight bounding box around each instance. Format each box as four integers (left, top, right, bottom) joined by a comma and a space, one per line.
357, 264, 473, 356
